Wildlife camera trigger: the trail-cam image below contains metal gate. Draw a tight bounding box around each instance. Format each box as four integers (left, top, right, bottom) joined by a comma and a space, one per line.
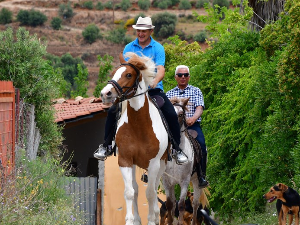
63, 177, 99, 225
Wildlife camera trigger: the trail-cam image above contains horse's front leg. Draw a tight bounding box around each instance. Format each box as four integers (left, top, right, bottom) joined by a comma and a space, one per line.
120, 166, 135, 225
132, 165, 142, 225
147, 159, 161, 225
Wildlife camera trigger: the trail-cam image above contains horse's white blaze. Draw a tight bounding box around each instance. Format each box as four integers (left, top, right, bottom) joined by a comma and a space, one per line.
101, 67, 126, 98
112, 66, 126, 81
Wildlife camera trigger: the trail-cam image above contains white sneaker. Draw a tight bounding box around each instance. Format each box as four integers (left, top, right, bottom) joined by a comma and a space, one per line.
94, 144, 113, 160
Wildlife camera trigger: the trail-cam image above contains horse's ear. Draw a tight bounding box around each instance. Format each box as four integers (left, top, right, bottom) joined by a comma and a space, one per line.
119, 52, 126, 64
183, 97, 190, 106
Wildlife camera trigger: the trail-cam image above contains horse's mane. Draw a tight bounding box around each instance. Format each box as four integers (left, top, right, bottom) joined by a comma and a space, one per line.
124, 52, 156, 87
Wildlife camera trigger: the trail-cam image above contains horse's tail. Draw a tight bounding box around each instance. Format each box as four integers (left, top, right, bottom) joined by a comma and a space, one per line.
157, 196, 165, 205
200, 187, 210, 208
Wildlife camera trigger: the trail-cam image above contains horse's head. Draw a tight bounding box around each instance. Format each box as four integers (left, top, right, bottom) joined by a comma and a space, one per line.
100, 52, 156, 104
170, 97, 190, 126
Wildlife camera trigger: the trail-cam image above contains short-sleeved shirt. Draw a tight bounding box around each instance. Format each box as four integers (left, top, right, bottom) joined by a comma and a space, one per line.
166, 85, 205, 122
123, 36, 165, 91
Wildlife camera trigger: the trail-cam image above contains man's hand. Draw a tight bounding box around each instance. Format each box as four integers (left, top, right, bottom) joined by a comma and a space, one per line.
149, 78, 159, 89
186, 117, 197, 127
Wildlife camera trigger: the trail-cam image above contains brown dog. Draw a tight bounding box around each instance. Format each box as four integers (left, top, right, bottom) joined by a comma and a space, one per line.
263, 183, 300, 225
158, 191, 211, 225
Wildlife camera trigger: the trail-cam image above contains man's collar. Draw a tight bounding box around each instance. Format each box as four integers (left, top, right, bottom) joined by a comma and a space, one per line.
175, 84, 190, 91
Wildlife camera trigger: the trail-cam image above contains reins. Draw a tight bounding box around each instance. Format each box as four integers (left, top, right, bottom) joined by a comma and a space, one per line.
173, 102, 188, 133
108, 63, 148, 103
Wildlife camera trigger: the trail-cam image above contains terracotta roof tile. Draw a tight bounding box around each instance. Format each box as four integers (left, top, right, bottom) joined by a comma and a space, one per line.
53, 97, 109, 123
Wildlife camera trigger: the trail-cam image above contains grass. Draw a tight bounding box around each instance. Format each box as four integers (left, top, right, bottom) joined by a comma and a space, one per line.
212, 203, 278, 225
0, 150, 86, 225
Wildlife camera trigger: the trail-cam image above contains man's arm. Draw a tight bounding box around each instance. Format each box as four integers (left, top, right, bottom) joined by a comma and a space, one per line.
186, 105, 203, 126
149, 65, 165, 88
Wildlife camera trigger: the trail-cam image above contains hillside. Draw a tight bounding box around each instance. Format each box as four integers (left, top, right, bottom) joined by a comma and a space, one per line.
0, 0, 208, 96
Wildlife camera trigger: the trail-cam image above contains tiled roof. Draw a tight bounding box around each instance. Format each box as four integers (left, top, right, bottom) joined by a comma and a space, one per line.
53, 96, 110, 123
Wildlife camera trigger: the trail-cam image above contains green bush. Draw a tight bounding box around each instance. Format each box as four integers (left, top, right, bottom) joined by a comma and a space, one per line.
194, 30, 207, 42
17, 9, 47, 26
195, 0, 209, 8
212, 0, 229, 8
83, 1, 94, 9
82, 23, 101, 44
96, 2, 104, 10
158, 0, 171, 9
170, 0, 180, 6
51, 17, 62, 30
105, 26, 132, 44
104, 1, 113, 9
152, 12, 177, 39
121, 0, 131, 11
59, 2, 74, 19
179, 0, 192, 9
138, 0, 151, 11
0, 8, 12, 24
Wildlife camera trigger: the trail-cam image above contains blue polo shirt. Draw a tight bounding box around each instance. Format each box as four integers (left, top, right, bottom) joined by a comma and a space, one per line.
123, 36, 165, 91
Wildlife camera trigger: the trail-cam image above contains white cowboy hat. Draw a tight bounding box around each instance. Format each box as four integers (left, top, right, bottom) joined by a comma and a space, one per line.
132, 17, 155, 30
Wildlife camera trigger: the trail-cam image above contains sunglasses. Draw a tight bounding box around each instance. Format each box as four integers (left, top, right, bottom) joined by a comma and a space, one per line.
176, 73, 190, 78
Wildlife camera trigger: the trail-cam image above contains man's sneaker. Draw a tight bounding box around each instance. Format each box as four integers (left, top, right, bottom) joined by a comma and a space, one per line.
172, 150, 188, 165
93, 144, 113, 160
198, 177, 209, 188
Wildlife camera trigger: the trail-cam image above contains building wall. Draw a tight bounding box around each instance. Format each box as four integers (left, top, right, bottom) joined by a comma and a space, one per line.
62, 113, 107, 178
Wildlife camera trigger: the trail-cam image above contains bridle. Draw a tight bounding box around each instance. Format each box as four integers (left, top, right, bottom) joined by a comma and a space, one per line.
108, 63, 148, 103
173, 102, 188, 133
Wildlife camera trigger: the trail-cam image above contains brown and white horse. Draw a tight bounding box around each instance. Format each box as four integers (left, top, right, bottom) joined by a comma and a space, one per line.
100, 52, 169, 225
162, 97, 205, 225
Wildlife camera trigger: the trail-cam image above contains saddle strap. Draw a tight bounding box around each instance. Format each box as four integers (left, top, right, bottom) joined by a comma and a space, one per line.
149, 96, 174, 161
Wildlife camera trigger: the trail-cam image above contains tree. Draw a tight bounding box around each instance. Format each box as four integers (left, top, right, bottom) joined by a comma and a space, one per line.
71, 64, 89, 98
248, 0, 285, 31
93, 54, 114, 98
82, 24, 101, 44
0, 27, 64, 154
0, 8, 12, 24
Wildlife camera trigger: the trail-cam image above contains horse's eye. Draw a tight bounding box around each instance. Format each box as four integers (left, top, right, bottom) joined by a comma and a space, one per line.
126, 73, 132, 79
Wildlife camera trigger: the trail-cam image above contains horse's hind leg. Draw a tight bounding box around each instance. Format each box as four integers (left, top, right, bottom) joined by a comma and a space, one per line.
191, 175, 203, 225
132, 166, 142, 225
120, 166, 135, 225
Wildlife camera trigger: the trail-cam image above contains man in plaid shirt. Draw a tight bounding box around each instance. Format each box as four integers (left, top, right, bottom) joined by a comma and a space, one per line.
166, 65, 209, 188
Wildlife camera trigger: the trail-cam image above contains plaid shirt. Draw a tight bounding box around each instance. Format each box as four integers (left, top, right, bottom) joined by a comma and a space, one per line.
166, 85, 205, 122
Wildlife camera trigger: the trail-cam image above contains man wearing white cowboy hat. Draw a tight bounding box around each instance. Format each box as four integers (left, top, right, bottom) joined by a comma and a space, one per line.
94, 17, 188, 165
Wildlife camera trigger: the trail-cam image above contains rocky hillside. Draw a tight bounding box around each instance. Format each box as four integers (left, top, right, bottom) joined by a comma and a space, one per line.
0, 0, 208, 96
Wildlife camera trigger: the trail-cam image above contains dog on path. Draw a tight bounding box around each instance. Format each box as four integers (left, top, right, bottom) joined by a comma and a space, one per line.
263, 183, 300, 225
